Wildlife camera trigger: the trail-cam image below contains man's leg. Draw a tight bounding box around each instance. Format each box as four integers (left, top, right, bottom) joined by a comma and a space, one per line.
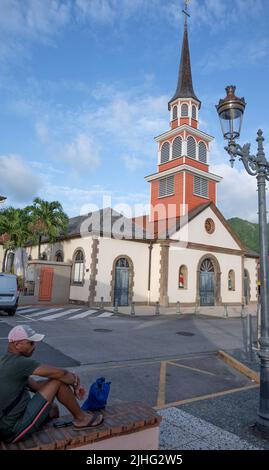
38, 379, 102, 426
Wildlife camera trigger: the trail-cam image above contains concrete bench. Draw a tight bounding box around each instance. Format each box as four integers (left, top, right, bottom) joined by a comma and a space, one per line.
0, 402, 161, 450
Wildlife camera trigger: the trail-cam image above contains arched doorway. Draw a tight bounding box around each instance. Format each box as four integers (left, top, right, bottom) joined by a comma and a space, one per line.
199, 258, 215, 306
244, 269, 250, 305
114, 258, 130, 306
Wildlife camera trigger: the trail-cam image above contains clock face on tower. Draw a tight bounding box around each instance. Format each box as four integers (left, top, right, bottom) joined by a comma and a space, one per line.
205, 218, 215, 234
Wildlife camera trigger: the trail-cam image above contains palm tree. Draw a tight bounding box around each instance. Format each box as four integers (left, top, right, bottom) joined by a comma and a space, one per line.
0, 207, 31, 273
29, 198, 69, 259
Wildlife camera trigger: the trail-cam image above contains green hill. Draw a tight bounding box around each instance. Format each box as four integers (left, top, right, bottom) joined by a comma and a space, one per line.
227, 217, 267, 253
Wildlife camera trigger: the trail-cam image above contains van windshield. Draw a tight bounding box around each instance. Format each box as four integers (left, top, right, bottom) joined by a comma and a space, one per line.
0, 275, 17, 292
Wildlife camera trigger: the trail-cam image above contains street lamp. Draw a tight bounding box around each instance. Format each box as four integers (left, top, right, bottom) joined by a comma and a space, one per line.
216, 85, 269, 433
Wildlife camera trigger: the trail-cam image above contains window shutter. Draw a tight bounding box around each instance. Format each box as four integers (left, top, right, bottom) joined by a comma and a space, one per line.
198, 142, 207, 163
187, 137, 196, 159
172, 137, 182, 159
172, 106, 178, 120
192, 105, 197, 120
194, 176, 208, 198
159, 176, 175, 197
161, 142, 170, 163
181, 104, 188, 117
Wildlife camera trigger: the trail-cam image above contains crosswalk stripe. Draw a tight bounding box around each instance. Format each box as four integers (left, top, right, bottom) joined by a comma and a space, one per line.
97, 312, 114, 318
16, 308, 39, 314
67, 310, 96, 320
41, 309, 82, 321
29, 308, 63, 318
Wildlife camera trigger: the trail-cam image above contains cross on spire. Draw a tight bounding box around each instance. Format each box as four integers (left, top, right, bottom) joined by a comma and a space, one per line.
182, 0, 190, 29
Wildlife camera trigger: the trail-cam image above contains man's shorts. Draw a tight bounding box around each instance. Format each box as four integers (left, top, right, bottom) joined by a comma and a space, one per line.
10, 392, 52, 443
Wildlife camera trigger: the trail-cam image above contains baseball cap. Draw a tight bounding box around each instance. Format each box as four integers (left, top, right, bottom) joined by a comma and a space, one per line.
8, 325, 45, 343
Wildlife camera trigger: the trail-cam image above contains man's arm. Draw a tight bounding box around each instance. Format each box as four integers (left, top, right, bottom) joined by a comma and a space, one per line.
32, 364, 80, 387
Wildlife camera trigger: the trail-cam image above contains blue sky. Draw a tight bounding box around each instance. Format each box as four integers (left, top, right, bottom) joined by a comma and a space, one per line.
0, 0, 269, 222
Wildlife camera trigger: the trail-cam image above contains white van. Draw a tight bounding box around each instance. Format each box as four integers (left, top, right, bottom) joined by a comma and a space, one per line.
0, 273, 19, 316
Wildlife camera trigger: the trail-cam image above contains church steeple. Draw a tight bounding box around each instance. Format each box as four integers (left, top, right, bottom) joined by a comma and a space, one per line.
168, 3, 201, 111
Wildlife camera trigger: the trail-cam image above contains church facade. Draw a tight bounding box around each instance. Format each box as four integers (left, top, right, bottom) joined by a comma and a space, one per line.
0, 19, 258, 309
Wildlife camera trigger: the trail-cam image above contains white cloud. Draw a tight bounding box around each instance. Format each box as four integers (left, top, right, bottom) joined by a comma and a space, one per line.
212, 162, 261, 222
64, 133, 100, 173
122, 155, 146, 172
0, 154, 42, 203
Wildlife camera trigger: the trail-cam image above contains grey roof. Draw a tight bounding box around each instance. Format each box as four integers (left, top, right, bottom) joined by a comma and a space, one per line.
62, 207, 150, 241
168, 25, 201, 110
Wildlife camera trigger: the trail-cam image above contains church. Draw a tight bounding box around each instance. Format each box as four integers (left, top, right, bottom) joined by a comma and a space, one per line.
0, 14, 258, 310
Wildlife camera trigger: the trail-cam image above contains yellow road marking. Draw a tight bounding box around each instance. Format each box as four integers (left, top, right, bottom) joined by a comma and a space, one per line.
154, 383, 259, 410
157, 361, 167, 407
218, 350, 260, 383
167, 361, 216, 376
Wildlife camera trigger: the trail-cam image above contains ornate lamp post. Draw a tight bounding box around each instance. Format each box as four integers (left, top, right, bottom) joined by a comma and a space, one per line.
216, 85, 269, 433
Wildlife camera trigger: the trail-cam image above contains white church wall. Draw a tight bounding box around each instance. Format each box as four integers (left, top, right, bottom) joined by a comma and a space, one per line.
168, 245, 200, 304
217, 253, 242, 303
244, 257, 258, 302
67, 237, 92, 302
168, 245, 243, 304
96, 238, 149, 303
149, 244, 161, 303
171, 207, 241, 250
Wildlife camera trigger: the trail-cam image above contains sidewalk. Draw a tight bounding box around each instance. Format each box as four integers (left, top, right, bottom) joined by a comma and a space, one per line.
117, 304, 258, 318
157, 350, 269, 450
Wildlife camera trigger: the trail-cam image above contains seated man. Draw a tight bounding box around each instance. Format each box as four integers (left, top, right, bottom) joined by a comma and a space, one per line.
0, 325, 103, 443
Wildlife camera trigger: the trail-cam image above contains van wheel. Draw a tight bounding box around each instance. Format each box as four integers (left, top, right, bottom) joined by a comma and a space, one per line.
7, 309, 16, 316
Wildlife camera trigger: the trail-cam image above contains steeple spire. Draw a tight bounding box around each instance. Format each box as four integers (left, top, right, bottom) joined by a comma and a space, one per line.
168, 1, 201, 110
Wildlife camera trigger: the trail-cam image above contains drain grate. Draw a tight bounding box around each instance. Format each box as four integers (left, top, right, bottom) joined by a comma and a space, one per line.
176, 331, 194, 337
93, 328, 112, 333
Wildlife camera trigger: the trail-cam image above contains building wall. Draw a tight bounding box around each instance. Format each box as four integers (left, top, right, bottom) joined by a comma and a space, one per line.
95, 238, 149, 304
26, 237, 93, 303
149, 243, 161, 303
244, 257, 258, 302
172, 206, 240, 250
168, 244, 243, 305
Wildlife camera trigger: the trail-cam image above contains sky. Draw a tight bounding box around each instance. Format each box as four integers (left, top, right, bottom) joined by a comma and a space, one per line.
0, 0, 269, 222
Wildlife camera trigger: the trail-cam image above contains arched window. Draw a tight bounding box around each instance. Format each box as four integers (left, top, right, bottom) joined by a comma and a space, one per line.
198, 142, 207, 163
192, 105, 197, 120
187, 136, 196, 159
172, 106, 178, 120
228, 270, 235, 291
172, 136, 182, 159
55, 251, 64, 262
73, 249, 84, 284
178, 265, 188, 289
116, 258, 129, 268
161, 142, 170, 163
181, 104, 188, 117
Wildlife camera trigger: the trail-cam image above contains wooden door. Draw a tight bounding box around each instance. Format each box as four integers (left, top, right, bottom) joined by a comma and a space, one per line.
39, 267, 54, 301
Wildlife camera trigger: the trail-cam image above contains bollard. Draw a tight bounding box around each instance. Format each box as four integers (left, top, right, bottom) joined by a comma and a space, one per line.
131, 302, 135, 316
114, 300, 118, 314
241, 303, 246, 318
176, 301, 180, 314
99, 296, 104, 310
224, 304, 228, 318
155, 301, 160, 316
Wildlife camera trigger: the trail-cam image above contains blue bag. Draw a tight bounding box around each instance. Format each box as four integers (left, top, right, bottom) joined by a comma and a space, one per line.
81, 377, 111, 411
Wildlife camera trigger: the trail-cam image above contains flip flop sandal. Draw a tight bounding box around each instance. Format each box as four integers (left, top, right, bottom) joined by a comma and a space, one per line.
73, 412, 104, 430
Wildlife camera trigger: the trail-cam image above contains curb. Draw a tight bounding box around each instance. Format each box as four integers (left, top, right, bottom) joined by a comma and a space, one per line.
218, 350, 260, 384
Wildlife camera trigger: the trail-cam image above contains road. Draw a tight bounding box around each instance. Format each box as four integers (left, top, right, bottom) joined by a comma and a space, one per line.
0, 307, 253, 409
